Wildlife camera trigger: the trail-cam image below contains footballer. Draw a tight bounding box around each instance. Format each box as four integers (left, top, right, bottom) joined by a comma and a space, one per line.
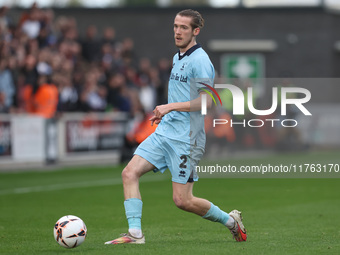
105, 9, 247, 245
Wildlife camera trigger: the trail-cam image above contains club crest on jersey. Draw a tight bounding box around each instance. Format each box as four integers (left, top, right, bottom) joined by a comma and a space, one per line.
180, 63, 187, 71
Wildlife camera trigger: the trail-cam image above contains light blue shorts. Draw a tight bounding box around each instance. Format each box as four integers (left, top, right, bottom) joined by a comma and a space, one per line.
134, 133, 204, 184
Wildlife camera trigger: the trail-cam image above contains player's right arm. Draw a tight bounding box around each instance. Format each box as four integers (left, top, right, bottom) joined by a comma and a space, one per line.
149, 92, 212, 126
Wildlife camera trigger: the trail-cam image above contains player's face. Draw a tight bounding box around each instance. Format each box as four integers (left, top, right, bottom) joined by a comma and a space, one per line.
174, 15, 199, 52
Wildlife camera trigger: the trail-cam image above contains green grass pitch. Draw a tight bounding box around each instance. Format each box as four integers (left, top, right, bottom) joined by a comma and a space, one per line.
0, 150, 339, 255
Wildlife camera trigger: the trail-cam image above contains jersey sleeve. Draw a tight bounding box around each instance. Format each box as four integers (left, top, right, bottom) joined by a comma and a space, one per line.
192, 55, 215, 90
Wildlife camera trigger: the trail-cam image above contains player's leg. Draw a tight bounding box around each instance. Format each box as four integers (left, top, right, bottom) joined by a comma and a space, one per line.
106, 134, 168, 245
105, 155, 155, 245
123, 154, 156, 238
170, 136, 247, 241
172, 181, 210, 215
172, 181, 247, 241
166, 139, 232, 221
122, 154, 155, 200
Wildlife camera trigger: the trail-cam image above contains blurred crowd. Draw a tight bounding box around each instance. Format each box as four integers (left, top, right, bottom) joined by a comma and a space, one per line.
0, 4, 171, 117
0, 4, 305, 154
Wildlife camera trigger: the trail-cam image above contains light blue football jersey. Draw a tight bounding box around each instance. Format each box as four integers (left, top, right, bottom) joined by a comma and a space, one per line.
155, 44, 215, 148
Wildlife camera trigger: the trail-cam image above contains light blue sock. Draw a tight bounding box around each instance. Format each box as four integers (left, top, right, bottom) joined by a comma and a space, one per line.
202, 202, 230, 226
124, 198, 143, 230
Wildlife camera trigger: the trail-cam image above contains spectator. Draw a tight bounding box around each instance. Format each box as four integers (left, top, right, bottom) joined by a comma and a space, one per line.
55, 74, 79, 112
158, 57, 171, 86
22, 54, 39, 90
0, 92, 9, 113
138, 74, 156, 113
22, 74, 58, 118
0, 58, 15, 110
101, 26, 116, 48
121, 37, 136, 67
18, 2, 38, 27
80, 71, 107, 112
20, 54, 38, 113
7, 55, 19, 97
72, 69, 84, 92
81, 25, 101, 63
21, 8, 41, 39
107, 73, 131, 112
157, 58, 171, 104
111, 44, 124, 73
100, 43, 115, 82
149, 67, 165, 105
59, 39, 80, 62
0, 6, 11, 40
125, 66, 139, 89
36, 48, 52, 76
55, 16, 77, 42
38, 9, 57, 48
32, 74, 58, 118
137, 57, 151, 82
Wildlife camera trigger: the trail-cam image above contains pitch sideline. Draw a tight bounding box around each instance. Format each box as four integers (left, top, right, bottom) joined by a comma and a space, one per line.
0, 174, 167, 196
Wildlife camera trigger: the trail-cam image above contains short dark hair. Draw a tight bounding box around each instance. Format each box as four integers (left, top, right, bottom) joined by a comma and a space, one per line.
177, 9, 204, 30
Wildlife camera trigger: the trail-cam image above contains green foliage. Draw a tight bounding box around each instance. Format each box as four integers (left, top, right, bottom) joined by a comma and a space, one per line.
171, 0, 209, 6
67, 0, 83, 7
124, 0, 157, 7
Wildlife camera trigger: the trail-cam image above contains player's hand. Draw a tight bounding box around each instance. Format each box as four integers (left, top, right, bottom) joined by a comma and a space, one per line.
149, 115, 162, 126
153, 104, 172, 119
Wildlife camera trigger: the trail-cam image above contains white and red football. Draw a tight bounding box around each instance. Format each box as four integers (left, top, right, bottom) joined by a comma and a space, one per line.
54, 215, 87, 248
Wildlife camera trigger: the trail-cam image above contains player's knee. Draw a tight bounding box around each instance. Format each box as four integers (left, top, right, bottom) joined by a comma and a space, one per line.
121, 165, 138, 183
173, 195, 191, 211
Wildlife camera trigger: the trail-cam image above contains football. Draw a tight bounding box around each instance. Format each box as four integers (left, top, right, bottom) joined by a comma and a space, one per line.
53, 215, 87, 248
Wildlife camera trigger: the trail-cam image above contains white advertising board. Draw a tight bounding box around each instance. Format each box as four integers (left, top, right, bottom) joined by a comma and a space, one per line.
12, 116, 45, 162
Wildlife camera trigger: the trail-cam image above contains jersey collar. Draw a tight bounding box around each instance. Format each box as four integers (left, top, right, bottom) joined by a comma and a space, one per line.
178, 43, 201, 60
